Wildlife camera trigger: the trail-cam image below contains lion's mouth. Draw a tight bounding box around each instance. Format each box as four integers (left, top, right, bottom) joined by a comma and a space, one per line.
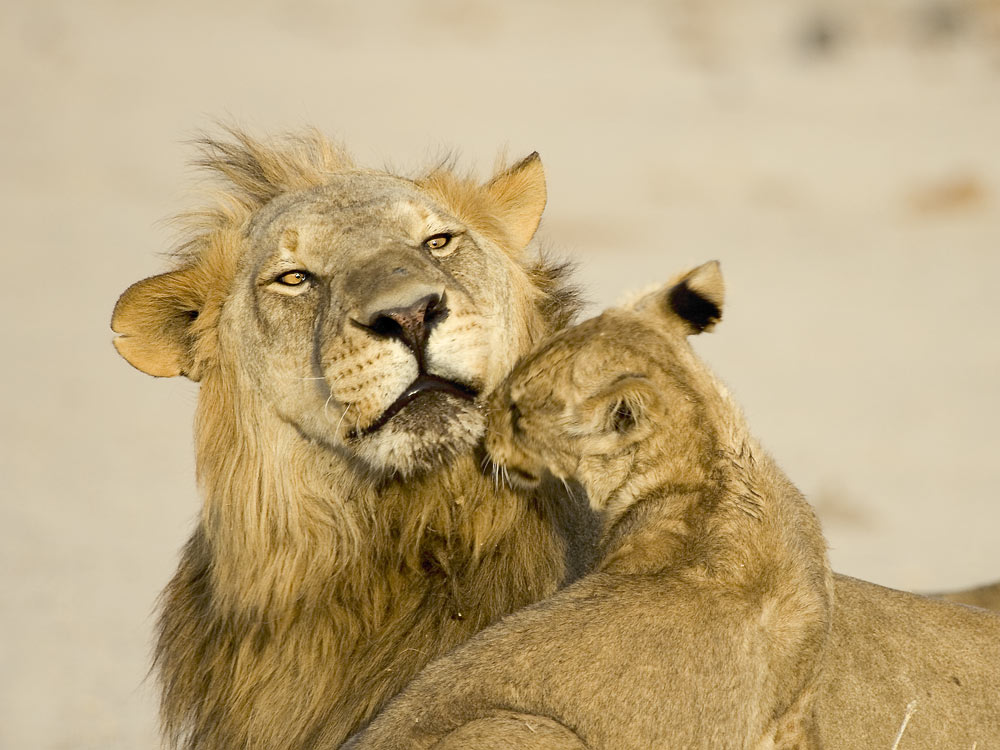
352, 375, 478, 438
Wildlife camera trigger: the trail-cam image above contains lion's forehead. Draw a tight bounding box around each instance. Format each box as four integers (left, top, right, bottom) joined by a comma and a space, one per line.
249, 178, 454, 264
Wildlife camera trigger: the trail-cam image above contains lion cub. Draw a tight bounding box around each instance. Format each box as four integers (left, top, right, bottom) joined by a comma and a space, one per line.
347, 262, 832, 750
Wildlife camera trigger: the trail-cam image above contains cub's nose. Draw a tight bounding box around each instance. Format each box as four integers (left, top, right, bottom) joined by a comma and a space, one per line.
358, 292, 448, 357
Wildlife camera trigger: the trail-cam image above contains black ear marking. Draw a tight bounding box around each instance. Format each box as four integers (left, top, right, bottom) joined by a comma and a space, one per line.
668, 280, 722, 332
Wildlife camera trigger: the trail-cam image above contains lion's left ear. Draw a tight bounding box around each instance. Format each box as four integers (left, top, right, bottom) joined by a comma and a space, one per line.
484, 152, 547, 251
627, 261, 725, 335
111, 266, 206, 379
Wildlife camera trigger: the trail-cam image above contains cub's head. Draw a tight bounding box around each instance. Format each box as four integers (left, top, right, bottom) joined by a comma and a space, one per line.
112, 130, 577, 478
486, 261, 726, 510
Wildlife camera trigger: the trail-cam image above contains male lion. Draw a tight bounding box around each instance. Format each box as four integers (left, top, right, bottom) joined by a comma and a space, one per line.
111, 129, 597, 750
347, 263, 1000, 750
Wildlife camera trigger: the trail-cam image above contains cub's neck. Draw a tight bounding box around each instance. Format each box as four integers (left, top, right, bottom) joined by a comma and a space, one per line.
596, 438, 829, 602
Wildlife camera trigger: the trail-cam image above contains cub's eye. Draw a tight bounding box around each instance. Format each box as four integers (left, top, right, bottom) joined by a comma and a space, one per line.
276, 270, 310, 286
423, 233, 454, 257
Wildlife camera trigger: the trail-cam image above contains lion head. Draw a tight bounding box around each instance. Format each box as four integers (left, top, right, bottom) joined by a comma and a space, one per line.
113, 130, 576, 478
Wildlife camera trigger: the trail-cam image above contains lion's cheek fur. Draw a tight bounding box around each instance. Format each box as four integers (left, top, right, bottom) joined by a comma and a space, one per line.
428, 248, 547, 397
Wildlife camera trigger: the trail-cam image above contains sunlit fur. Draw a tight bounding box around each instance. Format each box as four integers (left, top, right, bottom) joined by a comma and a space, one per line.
349, 264, 1000, 750
111, 128, 594, 750
935, 580, 1000, 610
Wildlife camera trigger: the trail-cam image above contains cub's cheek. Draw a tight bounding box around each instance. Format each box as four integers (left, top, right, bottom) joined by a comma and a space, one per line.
482, 437, 536, 483
544, 453, 582, 486
499, 464, 541, 489
482, 438, 517, 474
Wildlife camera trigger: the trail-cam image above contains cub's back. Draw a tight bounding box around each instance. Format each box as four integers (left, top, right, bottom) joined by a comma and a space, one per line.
817, 574, 1000, 748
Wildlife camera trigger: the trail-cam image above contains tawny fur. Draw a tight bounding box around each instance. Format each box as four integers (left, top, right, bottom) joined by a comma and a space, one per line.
112, 128, 595, 750
348, 263, 1000, 750
933, 579, 1000, 610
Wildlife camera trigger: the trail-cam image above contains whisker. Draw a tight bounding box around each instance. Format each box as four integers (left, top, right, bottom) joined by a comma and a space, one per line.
323, 391, 337, 422
274, 374, 328, 382
334, 403, 353, 436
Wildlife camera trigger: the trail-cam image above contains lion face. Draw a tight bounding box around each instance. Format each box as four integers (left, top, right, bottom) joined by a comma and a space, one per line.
223, 173, 543, 474
112, 132, 572, 478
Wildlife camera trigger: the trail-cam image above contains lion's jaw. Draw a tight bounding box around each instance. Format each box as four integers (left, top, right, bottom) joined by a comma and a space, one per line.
221, 176, 538, 477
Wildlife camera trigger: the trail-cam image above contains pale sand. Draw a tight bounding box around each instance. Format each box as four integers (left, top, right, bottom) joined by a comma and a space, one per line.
2, 1, 998, 747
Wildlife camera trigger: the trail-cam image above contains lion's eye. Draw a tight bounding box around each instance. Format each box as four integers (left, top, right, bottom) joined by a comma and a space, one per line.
276, 270, 310, 286
423, 233, 454, 257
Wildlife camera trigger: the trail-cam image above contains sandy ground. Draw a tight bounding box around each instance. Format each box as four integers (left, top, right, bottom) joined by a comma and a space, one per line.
1, 0, 998, 747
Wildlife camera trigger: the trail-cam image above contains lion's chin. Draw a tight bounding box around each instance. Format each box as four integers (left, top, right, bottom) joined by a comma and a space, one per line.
351, 391, 485, 477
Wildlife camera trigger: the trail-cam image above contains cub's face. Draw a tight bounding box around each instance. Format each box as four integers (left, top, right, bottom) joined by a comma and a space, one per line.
223, 173, 543, 475
485, 261, 726, 509
485, 314, 669, 504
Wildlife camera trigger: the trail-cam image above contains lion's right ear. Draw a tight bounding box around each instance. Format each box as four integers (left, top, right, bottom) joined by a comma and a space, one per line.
484, 152, 547, 251
111, 267, 204, 379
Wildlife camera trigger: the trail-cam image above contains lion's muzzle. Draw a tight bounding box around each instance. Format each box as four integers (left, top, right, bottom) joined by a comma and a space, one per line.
350, 374, 478, 438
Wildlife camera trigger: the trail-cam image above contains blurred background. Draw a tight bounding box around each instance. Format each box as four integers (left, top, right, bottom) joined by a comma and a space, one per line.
2, 0, 998, 747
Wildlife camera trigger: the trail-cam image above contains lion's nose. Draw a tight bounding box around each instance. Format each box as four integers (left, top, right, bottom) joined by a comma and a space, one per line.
359, 292, 448, 359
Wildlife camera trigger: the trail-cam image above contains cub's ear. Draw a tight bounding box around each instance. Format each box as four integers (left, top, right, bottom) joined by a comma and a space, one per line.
589, 375, 659, 437
111, 267, 204, 379
484, 152, 547, 251
667, 260, 724, 334
626, 261, 724, 335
